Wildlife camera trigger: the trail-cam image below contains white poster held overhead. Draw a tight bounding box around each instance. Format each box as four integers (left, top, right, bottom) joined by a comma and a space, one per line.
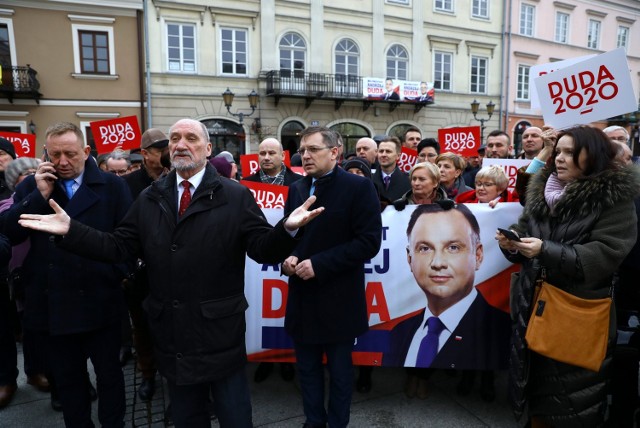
530, 54, 596, 109
534, 48, 637, 129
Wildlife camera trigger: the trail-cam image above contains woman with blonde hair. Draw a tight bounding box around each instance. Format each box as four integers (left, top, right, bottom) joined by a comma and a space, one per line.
436, 152, 472, 199
456, 165, 519, 206
393, 162, 447, 210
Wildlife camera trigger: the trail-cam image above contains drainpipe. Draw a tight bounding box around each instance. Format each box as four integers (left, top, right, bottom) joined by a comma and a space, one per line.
143, 0, 152, 128
502, 0, 512, 131
137, 9, 146, 130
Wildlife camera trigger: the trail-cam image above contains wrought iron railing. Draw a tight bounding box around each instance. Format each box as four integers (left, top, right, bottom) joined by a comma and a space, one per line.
0, 65, 42, 103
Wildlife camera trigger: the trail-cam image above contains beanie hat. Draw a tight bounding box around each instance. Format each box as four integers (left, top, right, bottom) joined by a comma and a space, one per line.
342, 158, 372, 179
5, 157, 41, 191
209, 157, 232, 178
0, 137, 16, 159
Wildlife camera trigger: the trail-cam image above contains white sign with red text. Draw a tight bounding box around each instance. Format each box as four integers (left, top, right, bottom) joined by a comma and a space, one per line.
534, 49, 637, 129
482, 158, 531, 191
530, 54, 596, 109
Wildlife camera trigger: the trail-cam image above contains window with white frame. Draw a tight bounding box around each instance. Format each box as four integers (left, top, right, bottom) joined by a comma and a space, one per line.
555, 12, 569, 43
617, 26, 630, 51
279, 32, 306, 72
517, 64, 530, 100
72, 24, 115, 75
386, 44, 408, 80
167, 23, 195, 73
221, 27, 247, 75
519, 4, 535, 37
472, 0, 488, 18
587, 19, 600, 49
386, 0, 409, 4
470, 56, 487, 94
435, 0, 454, 13
434, 51, 452, 91
335, 38, 359, 76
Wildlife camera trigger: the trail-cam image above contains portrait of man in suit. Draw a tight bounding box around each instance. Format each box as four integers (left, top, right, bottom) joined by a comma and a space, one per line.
418, 81, 434, 103
383, 202, 510, 370
384, 78, 400, 101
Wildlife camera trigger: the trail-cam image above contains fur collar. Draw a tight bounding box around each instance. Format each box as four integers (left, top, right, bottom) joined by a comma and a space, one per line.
525, 165, 640, 223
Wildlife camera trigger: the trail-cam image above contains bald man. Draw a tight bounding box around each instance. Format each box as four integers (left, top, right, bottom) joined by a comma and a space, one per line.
355, 137, 378, 168
519, 127, 544, 160
244, 138, 301, 186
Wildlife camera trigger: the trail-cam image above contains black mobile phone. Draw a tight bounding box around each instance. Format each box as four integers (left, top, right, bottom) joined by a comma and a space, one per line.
498, 228, 521, 242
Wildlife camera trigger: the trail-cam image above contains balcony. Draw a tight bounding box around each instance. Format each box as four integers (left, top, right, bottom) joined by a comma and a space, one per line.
0, 65, 42, 104
262, 70, 433, 113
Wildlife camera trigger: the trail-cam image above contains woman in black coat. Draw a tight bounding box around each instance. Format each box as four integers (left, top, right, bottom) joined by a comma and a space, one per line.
497, 126, 640, 426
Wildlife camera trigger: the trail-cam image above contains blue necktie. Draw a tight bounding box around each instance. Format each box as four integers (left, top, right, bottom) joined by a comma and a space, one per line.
63, 179, 75, 199
416, 317, 445, 367
309, 178, 316, 196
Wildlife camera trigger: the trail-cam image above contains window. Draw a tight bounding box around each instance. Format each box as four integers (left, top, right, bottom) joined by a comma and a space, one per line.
470, 56, 487, 94
519, 4, 535, 37
587, 19, 600, 49
386, 44, 408, 80
472, 0, 488, 18
555, 12, 569, 44
221, 28, 247, 75
0, 22, 12, 67
279, 33, 306, 73
167, 23, 195, 72
434, 51, 452, 91
72, 24, 115, 76
435, 0, 454, 12
386, 0, 409, 4
335, 38, 359, 76
517, 64, 530, 100
617, 26, 630, 51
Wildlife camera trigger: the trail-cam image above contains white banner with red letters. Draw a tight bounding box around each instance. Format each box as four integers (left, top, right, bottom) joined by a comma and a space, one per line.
530, 54, 596, 109
482, 158, 531, 192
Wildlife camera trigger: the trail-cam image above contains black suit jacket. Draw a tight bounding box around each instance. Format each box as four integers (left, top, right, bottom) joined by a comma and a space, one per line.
372, 167, 411, 202
243, 166, 301, 186
383, 293, 510, 370
384, 91, 400, 101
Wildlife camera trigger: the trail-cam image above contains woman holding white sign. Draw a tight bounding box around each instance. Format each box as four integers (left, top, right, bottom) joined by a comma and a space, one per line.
497, 126, 640, 427
456, 165, 519, 207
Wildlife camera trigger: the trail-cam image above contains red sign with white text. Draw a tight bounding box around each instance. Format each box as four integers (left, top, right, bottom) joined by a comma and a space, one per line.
438, 126, 481, 157
90, 116, 142, 154
397, 147, 418, 173
0, 131, 36, 158
241, 150, 291, 178
240, 180, 289, 209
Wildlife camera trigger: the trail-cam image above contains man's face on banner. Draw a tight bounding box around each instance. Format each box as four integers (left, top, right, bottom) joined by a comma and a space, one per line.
406, 210, 483, 315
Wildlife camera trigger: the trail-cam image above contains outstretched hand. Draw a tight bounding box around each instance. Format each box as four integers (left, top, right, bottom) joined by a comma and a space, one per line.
284, 195, 324, 232
18, 199, 71, 235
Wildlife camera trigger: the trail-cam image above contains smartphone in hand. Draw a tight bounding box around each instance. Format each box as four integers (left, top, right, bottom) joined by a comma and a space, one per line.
497, 228, 521, 242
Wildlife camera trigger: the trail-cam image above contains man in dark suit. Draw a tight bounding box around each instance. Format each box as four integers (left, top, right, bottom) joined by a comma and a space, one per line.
383, 78, 400, 101
3, 122, 132, 426
372, 136, 410, 202
383, 202, 510, 371
243, 138, 301, 186
282, 126, 382, 428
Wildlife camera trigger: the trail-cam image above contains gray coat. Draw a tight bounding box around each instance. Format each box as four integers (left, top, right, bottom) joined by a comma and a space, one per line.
504, 166, 640, 426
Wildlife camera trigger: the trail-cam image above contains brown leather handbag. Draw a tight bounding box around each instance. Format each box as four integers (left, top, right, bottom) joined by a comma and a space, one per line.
525, 280, 611, 372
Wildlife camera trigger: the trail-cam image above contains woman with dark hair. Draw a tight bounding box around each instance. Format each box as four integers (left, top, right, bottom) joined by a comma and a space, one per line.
497, 125, 640, 426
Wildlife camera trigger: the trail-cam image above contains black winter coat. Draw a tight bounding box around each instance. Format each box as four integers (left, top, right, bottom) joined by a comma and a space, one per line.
504, 166, 640, 426
60, 164, 299, 385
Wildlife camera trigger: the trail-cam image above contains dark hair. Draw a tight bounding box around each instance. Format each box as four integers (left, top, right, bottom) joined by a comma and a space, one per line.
487, 130, 510, 144
547, 126, 617, 177
403, 127, 422, 141
299, 126, 340, 148
406, 201, 480, 247
417, 138, 440, 155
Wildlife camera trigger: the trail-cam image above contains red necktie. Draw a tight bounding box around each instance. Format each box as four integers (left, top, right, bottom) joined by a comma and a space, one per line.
179, 180, 191, 217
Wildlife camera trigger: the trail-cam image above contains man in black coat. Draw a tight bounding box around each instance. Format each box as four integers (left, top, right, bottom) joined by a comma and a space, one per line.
242, 137, 301, 186
3, 122, 133, 427
372, 136, 410, 202
16, 118, 322, 428
383, 203, 510, 371
282, 126, 382, 428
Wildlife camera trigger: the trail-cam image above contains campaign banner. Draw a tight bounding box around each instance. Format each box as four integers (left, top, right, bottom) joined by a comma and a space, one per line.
363, 78, 435, 103
240, 180, 289, 209
530, 54, 596, 109
438, 126, 481, 157
482, 158, 531, 191
534, 48, 637, 129
0, 131, 36, 158
397, 147, 418, 173
90, 116, 142, 154
245, 202, 523, 369
240, 151, 292, 178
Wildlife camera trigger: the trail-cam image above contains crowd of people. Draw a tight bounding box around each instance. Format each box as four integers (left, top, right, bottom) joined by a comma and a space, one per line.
0, 119, 639, 428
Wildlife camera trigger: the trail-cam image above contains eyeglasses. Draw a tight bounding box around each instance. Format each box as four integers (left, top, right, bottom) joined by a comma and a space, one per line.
475, 182, 496, 188
609, 136, 629, 143
297, 146, 332, 156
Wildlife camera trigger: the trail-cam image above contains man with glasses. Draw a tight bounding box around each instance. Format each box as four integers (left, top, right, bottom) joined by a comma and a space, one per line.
105, 149, 131, 176
604, 125, 630, 146
283, 126, 382, 428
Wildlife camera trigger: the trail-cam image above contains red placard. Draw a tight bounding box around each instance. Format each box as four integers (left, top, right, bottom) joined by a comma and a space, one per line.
438, 126, 481, 157
0, 131, 36, 158
397, 147, 418, 173
90, 116, 142, 154
240, 180, 289, 209
240, 150, 291, 178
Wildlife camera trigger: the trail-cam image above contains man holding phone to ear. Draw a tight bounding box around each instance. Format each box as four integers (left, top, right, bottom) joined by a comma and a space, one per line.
2, 122, 133, 427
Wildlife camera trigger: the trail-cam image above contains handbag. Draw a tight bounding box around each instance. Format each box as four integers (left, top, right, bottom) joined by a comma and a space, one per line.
525, 277, 611, 372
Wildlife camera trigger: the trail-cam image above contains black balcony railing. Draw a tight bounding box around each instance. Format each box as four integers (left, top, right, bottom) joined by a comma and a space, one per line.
0, 65, 42, 103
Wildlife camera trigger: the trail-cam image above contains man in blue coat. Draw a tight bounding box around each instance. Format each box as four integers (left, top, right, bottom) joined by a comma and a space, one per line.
2, 122, 132, 427
283, 126, 382, 428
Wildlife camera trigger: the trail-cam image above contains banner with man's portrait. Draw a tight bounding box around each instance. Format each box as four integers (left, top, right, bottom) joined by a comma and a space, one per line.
244, 202, 523, 370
